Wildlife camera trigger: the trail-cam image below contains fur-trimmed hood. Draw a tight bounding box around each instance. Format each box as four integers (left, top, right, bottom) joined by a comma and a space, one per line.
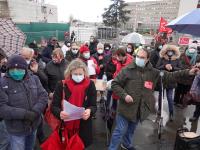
159, 44, 180, 60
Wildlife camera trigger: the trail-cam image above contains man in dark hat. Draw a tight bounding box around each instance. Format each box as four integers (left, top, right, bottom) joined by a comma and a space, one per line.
0, 55, 48, 150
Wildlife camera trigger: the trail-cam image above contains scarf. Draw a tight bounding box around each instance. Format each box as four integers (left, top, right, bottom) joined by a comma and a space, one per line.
185, 49, 197, 65
64, 78, 90, 137
104, 50, 111, 56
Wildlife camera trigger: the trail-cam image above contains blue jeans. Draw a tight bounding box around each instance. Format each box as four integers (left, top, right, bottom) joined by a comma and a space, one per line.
166, 88, 174, 114
193, 104, 200, 118
158, 88, 174, 114
0, 121, 10, 150
9, 130, 37, 150
108, 114, 138, 150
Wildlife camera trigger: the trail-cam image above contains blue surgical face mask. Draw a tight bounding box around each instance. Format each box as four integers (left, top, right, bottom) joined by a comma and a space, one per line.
9, 69, 26, 81
135, 57, 146, 68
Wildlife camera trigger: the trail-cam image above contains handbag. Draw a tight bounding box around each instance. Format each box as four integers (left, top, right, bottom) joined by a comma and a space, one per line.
41, 122, 84, 150
174, 128, 200, 150
44, 80, 65, 130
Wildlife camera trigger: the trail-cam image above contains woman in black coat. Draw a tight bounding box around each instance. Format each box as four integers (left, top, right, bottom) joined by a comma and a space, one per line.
156, 44, 182, 121
51, 59, 97, 147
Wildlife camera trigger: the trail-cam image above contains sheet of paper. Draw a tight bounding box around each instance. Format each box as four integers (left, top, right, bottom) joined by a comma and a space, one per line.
87, 60, 96, 75
63, 100, 85, 121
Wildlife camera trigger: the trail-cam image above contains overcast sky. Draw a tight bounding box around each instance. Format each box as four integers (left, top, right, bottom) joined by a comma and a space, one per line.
45, 0, 156, 22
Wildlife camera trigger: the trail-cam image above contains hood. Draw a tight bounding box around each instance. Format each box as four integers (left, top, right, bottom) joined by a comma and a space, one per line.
159, 44, 180, 61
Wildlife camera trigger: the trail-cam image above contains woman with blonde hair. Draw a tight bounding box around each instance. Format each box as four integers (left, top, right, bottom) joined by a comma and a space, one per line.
51, 58, 97, 147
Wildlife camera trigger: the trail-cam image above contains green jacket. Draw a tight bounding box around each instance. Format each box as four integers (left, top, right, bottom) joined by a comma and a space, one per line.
111, 61, 189, 122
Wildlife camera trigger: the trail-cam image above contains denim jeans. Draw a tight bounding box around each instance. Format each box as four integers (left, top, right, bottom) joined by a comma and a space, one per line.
9, 130, 37, 150
108, 114, 138, 150
166, 88, 174, 114
158, 88, 174, 114
193, 104, 200, 118
0, 121, 10, 150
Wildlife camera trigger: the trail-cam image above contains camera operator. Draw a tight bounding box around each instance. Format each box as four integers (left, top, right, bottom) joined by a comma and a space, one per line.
156, 44, 182, 121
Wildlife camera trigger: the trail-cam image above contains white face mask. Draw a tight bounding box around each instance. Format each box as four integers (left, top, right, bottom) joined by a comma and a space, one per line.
126, 48, 132, 53
83, 52, 90, 59
72, 74, 84, 83
97, 49, 104, 54
26, 60, 31, 65
72, 49, 79, 54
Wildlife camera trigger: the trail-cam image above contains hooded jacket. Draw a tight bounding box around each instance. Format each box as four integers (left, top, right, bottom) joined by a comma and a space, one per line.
156, 45, 182, 88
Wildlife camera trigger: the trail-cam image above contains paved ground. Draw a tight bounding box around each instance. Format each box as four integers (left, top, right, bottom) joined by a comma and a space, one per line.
37, 91, 200, 150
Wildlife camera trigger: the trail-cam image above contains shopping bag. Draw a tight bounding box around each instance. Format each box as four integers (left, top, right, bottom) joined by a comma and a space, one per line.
44, 80, 65, 130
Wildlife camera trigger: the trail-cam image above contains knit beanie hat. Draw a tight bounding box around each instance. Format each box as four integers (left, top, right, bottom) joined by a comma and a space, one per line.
7, 55, 28, 70
79, 45, 90, 54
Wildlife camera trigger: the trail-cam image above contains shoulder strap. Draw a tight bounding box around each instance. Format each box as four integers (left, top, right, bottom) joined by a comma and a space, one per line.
61, 80, 66, 110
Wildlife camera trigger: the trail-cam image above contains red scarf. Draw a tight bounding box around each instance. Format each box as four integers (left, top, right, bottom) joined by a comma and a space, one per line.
63, 78, 90, 137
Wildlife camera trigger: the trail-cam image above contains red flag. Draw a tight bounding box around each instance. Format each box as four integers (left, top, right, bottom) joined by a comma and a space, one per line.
159, 17, 172, 34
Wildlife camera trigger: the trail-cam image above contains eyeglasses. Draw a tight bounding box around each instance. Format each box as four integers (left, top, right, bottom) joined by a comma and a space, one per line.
72, 48, 79, 50
52, 39, 57, 42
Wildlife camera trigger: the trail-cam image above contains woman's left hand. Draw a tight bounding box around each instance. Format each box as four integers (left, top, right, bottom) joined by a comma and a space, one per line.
82, 109, 91, 120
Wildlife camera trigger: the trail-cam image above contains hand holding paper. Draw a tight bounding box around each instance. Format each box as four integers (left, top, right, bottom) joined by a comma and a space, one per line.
63, 100, 85, 121
82, 109, 91, 120
87, 60, 96, 75
60, 111, 69, 120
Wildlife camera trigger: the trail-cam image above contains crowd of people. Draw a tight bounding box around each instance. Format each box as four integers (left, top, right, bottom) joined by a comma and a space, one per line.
0, 35, 200, 150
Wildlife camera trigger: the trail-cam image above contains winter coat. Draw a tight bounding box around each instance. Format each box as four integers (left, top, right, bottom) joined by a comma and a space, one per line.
93, 53, 106, 79
104, 55, 116, 81
0, 72, 48, 135
65, 51, 79, 62
150, 49, 160, 68
113, 53, 133, 78
42, 44, 55, 63
190, 74, 200, 102
89, 41, 98, 55
51, 80, 97, 147
178, 53, 200, 85
29, 60, 48, 92
45, 59, 68, 93
112, 61, 190, 122
156, 45, 182, 88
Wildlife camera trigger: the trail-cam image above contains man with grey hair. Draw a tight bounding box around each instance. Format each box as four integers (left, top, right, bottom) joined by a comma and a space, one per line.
20, 47, 48, 144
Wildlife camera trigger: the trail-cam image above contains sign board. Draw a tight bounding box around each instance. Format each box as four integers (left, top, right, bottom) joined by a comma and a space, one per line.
178, 37, 190, 45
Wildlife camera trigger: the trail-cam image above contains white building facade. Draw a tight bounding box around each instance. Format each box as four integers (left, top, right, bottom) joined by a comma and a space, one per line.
0, 0, 58, 23
70, 21, 98, 43
125, 0, 198, 32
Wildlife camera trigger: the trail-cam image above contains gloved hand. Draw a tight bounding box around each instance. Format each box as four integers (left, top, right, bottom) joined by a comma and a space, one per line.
24, 110, 39, 123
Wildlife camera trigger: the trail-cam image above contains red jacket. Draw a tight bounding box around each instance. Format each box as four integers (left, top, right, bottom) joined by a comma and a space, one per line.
113, 53, 133, 78
112, 53, 133, 100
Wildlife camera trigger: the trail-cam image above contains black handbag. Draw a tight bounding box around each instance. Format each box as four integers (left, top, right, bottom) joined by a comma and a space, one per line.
174, 128, 200, 150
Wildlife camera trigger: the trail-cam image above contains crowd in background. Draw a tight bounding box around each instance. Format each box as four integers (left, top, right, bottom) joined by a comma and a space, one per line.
0, 34, 200, 150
